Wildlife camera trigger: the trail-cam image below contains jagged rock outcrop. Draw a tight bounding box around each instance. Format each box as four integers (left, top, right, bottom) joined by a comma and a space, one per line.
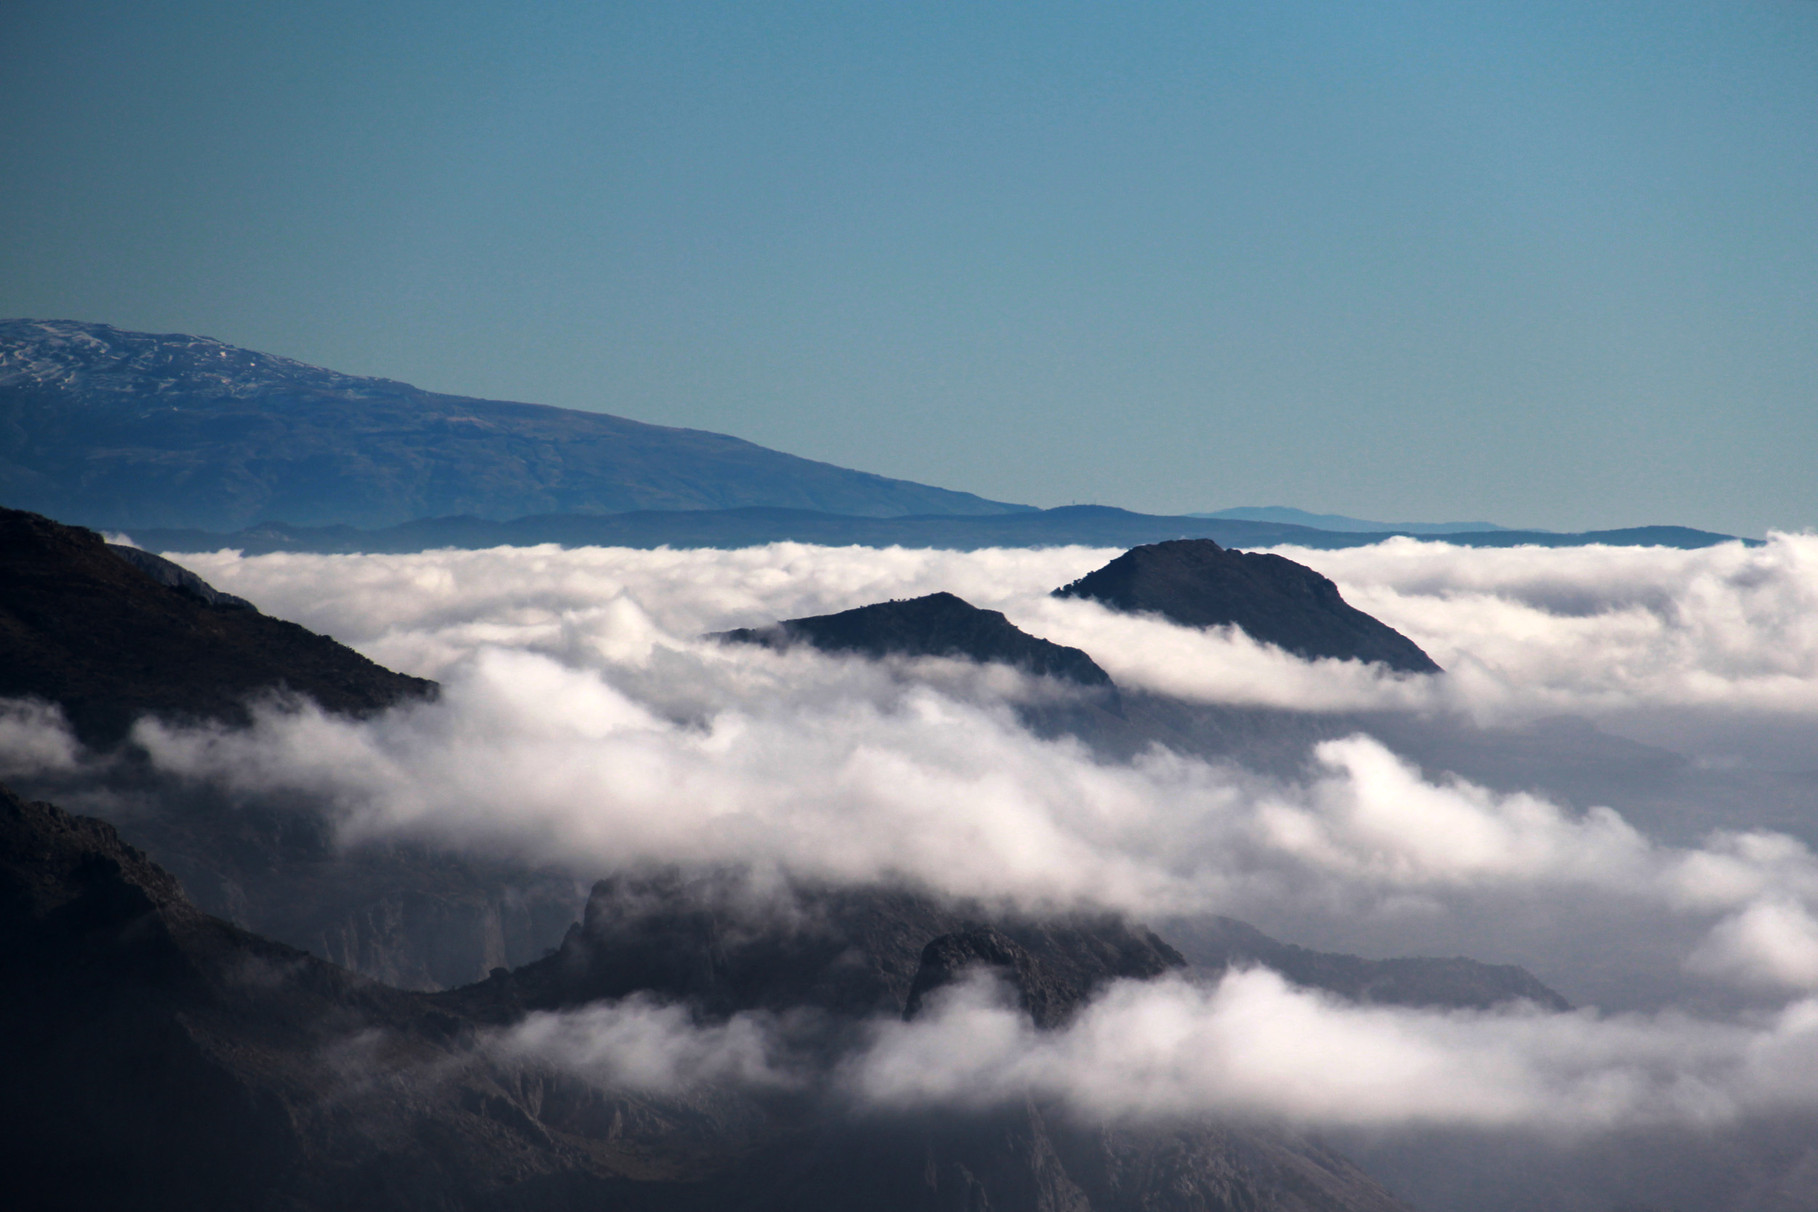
0, 505, 435, 744
1055, 539, 1441, 673
903, 922, 1183, 1028
717, 591, 1113, 689
0, 783, 639, 1211
478, 869, 1181, 1026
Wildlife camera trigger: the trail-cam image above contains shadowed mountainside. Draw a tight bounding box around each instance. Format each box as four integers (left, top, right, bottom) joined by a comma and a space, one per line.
0, 504, 581, 988
459, 869, 1183, 1030
0, 319, 1026, 530
1056, 538, 1442, 674
0, 784, 1411, 1212
0, 505, 434, 745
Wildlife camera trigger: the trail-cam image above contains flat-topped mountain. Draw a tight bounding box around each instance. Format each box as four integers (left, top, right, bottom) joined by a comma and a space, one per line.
1056, 539, 1441, 674
0, 319, 1026, 530
716, 590, 1113, 688
0, 505, 434, 744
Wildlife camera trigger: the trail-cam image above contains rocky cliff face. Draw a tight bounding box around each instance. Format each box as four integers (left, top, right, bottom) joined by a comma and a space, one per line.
1055, 539, 1440, 674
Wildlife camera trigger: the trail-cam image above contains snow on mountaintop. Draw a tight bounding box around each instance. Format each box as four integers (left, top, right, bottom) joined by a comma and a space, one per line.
0, 319, 383, 400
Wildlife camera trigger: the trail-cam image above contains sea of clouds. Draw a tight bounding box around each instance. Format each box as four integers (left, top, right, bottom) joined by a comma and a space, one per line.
15, 535, 1818, 1168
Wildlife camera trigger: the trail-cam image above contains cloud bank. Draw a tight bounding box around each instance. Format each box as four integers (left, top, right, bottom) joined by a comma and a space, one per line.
13, 534, 1818, 1180
164, 532, 1818, 725
485, 965, 1818, 1136
1, 535, 1812, 1000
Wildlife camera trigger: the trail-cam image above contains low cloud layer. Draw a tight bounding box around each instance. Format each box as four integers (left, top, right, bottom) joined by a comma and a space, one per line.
4, 536, 1816, 995
499, 994, 802, 1094
487, 965, 1818, 1136
852, 967, 1818, 1131
163, 532, 1818, 729
118, 675, 1818, 997
12, 534, 1818, 1167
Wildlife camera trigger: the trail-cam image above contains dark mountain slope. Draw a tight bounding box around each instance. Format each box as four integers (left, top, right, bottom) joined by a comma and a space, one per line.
467, 869, 1182, 1028
0, 505, 576, 989
1056, 539, 1441, 674
0, 783, 801, 1212
0, 319, 1025, 529
717, 591, 1113, 688
128, 504, 1745, 556
0, 505, 434, 744
0, 784, 1409, 1212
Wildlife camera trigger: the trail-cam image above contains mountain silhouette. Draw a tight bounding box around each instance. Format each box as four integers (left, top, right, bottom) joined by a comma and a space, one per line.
0, 505, 434, 744
1055, 539, 1441, 674
716, 590, 1113, 688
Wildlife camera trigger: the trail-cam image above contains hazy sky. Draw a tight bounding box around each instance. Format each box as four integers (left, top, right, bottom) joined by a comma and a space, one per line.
2, 2, 1813, 534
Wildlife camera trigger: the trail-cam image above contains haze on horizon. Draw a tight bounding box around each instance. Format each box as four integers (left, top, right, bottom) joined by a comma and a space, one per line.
1, 1, 1813, 536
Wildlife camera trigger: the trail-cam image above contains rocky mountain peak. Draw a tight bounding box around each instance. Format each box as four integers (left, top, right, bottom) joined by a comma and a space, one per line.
716, 591, 1114, 689
1055, 538, 1441, 673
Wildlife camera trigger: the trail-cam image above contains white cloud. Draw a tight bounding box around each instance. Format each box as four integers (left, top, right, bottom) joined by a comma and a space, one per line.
848, 967, 1818, 1131
165, 532, 1818, 726
497, 995, 800, 1093
494, 967, 1818, 1133
0, 699, 83, 777
12, 535, 1818, 1162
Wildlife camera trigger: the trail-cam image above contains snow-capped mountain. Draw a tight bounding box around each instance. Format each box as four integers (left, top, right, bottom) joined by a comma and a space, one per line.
0, 320, 1027, 530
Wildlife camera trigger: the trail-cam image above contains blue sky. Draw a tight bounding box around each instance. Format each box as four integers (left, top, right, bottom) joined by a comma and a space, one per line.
2, 1, 1813, 533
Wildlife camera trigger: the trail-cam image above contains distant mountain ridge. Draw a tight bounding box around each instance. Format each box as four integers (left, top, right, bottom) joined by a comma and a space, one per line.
1195, 506, 1510, 535
0, 319, 1027, 529
125, 504, 1745, 555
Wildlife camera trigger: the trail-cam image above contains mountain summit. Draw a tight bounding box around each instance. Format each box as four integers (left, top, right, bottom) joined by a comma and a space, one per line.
1055, 539, 1441, 673
717, 591, 1113, 687
0, 319, 1028, 530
